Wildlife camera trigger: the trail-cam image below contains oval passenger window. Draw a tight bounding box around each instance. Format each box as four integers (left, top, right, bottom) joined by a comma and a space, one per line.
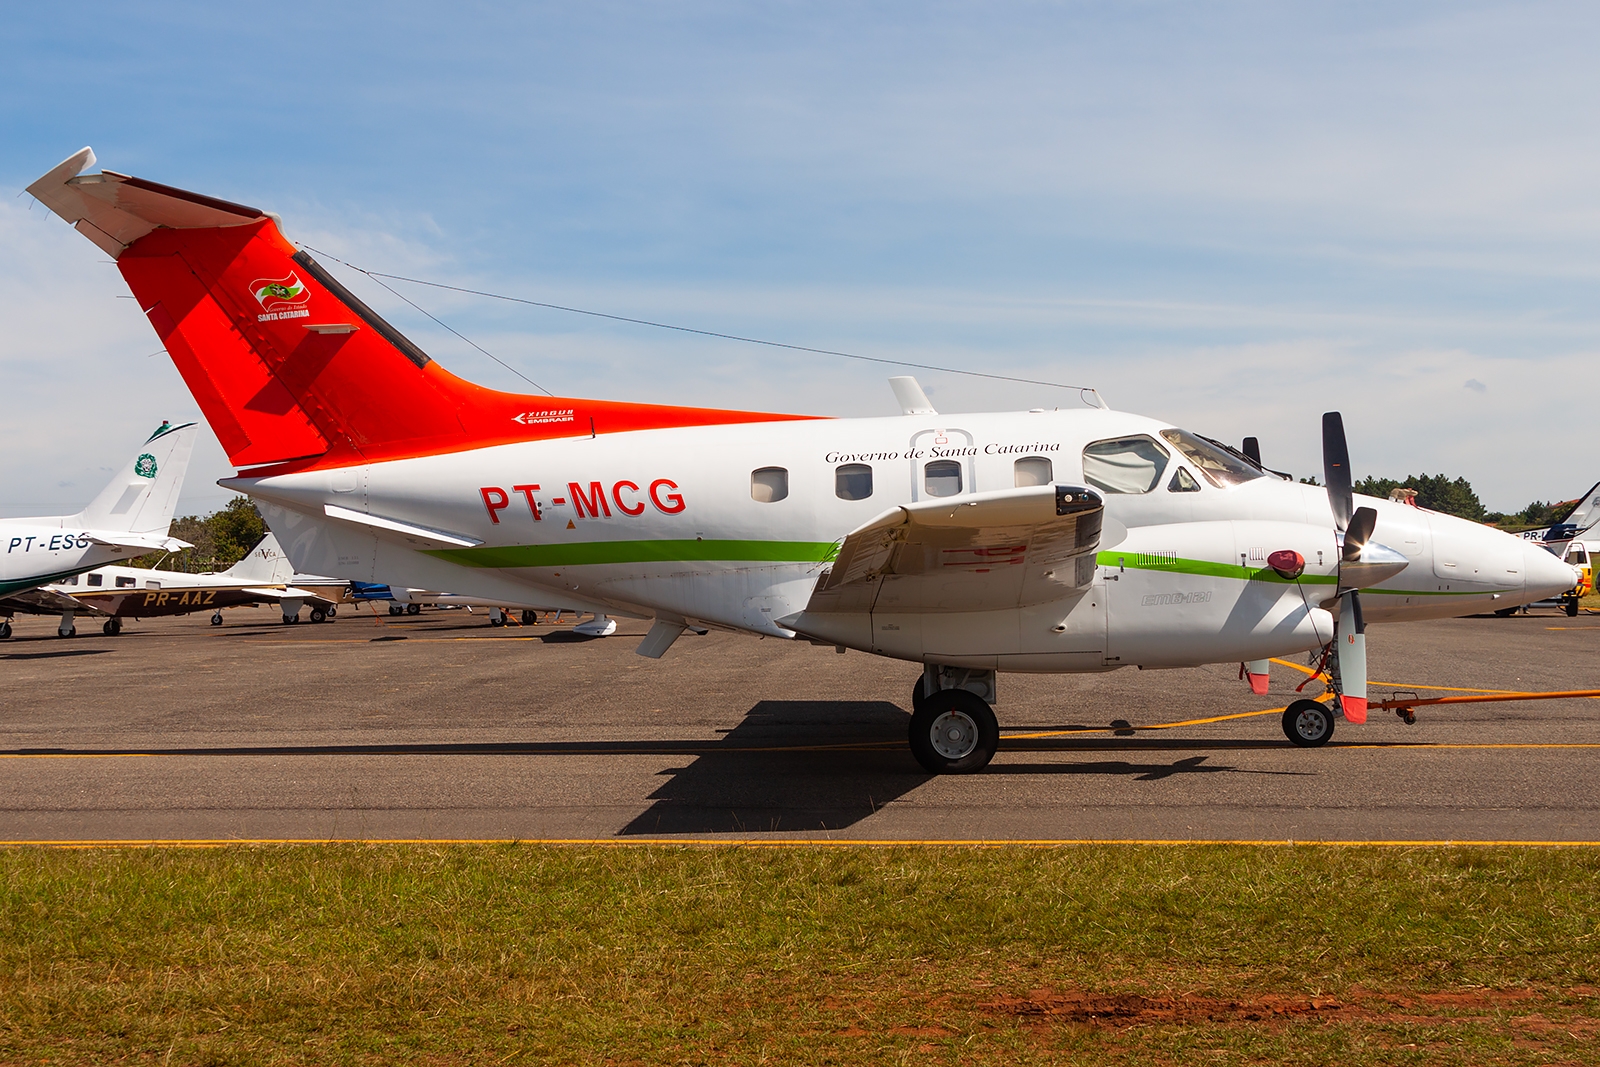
835, 463, 873, 500
1013, 456, 1053, 487
751, 466, 789, 503
924, 460, 963, 497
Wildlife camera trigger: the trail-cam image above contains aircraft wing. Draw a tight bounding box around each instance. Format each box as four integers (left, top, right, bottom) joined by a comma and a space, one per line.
84, 533, 194, 554
807, 484, 1106, 614
0, 586, 106, 617
239, 585, 341, 604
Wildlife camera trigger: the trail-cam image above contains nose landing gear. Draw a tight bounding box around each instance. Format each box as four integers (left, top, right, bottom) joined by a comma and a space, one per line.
1282, 699, 1335, 747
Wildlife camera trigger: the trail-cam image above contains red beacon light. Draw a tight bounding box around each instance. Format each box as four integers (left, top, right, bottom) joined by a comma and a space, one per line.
1268, 549, 1305, 580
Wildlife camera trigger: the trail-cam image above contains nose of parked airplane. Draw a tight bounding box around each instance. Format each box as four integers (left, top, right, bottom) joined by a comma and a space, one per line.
1524, 541, 1581, 603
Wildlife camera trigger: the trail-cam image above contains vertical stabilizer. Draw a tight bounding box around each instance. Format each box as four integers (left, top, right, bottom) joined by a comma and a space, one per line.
221, 532, 295, 583
74, 422, 198, 535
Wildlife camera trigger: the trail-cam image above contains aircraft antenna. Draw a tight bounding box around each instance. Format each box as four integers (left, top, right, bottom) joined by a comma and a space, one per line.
302, 246, 1098, 396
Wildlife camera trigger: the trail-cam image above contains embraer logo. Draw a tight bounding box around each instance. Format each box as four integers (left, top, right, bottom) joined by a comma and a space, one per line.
250, 272, 311, 322
1142, 592, 1212, 606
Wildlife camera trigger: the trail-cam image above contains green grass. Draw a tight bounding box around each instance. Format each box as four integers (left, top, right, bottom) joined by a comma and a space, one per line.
2, 845, 1599, 1064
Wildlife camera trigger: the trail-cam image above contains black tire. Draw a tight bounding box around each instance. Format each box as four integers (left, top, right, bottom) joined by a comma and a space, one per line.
1283, 699, 1335, 747
326, 605, 337, 617
521, 610, 538, 625
911, 677, 928, 714
102, 619, 119, 636
211, 613, 224, 626
282, 614, 298, 625
489, 615, 504, 627
406, 603, 422, 616
1493, 606, 1517, 617
1566, 596, 1580, 618
58, 626, 76, 638
909, 689, 999, 774
388, 604, 404, 616
309, 607, 327, 624
0, 621, 11, 639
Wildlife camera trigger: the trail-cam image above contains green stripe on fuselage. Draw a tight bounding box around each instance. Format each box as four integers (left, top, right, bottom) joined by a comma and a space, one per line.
1094, 551, 1508, 596
426, 539, 839, 569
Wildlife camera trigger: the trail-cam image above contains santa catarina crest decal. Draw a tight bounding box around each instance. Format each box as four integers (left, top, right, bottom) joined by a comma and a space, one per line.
250, 272, 312, 322
134, 453, 158, 479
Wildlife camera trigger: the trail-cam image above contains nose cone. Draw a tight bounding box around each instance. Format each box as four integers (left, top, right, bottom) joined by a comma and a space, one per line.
1523, 542, 1580, 603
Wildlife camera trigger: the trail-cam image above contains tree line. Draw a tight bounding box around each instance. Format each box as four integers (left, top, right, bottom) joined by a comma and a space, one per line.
134, 496, 268, 572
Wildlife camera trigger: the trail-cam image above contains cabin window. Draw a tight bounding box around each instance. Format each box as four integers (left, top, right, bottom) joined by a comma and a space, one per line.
144, 580, 161, 589
1168, 467, 1202, 492
751, 466, 789, 503
115, 576, 136, 588
58, 575, 78, 585
1571, 545, 1589, 564
1013, 456, 1053, 487
87, 573, 103, 587
924, 460, 963, 497
1082, 436, 1170, 494
1159, 429, 1265, 488
835, 463, 873, 500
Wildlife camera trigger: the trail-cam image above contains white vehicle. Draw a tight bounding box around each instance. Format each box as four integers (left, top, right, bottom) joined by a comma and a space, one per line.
38, 532, 347, 633
0, 420, 196, 637
28, 149, 1580, 769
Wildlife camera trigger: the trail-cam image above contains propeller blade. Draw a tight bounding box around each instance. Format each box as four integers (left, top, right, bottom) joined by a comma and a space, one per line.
1322, 412, 1353, 531
1241, 437, 1262, 466
1342, 505, 1377, 564
1335, 590, 1367, 723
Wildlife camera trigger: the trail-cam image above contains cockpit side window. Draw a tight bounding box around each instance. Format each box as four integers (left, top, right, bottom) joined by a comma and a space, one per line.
1168, 467, 1201, 492
1159, 429, 1266, 488
1081, 436, 1170, 494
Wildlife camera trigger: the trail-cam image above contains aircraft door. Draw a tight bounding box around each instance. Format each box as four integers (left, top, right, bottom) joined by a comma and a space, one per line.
908, 427, 977, 502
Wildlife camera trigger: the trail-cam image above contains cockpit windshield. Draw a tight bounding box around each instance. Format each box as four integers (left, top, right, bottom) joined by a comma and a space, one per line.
1158, 429, 1266, 488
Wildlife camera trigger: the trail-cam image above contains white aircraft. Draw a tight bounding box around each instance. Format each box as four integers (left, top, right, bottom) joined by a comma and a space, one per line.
0, 419, 196, 638
28, 149, 1580, 769
39, 532, 346, 633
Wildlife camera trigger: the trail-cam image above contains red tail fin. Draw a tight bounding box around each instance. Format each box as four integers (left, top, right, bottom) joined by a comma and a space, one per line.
30, 150, 817, 473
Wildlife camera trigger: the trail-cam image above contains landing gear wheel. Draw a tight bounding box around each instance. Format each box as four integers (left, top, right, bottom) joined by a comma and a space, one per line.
102, 618, 122, 636
1565, 595, 1580, 618
308, 607, 327, 624
1283, 699, 1336, 748
326, 605, 337, 618
0, 621, 11, 639
282, 613, 298, 625
57, 627, 76, 638
489, 615, 504, 627
1493, 606, 1517, 617
911, 678, 928, 715
521, 609, 538, 625
406, 603, 422, 616
211, 612, 224, 626
388, 604, 404, 616
909, 689, 999, 774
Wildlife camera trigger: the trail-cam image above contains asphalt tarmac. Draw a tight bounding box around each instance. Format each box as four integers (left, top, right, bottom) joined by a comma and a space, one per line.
2, 603, 1597, 843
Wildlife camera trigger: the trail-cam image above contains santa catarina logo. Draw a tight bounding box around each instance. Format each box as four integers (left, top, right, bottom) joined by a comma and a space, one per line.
250, 272, 312, 322
134, 453, 158, 479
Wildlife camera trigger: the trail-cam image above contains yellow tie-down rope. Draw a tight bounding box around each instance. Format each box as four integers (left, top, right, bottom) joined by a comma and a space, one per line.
1001, 657, 1600, 741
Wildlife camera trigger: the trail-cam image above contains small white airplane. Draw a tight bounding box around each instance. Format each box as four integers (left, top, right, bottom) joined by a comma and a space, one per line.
40, 532, 346, 633
0, 419, 196, 638
28, 149, 1580, 769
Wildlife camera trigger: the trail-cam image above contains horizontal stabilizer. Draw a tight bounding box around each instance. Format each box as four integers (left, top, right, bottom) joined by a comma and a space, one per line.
323, 504, 483, 549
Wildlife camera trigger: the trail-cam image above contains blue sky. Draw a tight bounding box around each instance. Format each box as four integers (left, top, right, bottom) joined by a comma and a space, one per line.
3, 1, 1598, 516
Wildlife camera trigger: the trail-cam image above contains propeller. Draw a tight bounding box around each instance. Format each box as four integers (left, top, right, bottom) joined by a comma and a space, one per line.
1321, 412, 1408, 723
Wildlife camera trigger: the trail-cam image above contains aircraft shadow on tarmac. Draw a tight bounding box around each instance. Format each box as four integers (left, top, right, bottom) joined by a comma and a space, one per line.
615, 703, 1316, 836
0, 648, 115, 661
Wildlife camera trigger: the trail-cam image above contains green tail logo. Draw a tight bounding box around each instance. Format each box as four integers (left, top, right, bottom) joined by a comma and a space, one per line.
134, 453, 158, 479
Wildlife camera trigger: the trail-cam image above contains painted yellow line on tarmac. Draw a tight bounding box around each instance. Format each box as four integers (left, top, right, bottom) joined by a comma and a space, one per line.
4, 838, 1600, 849
1004, 706, 1287, 739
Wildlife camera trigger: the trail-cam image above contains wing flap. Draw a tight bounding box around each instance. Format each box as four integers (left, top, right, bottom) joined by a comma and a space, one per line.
813, 485, 1104, 614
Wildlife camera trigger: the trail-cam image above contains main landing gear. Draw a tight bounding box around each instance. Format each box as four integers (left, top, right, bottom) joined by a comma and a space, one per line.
102, 617, 122, 636
908, 666, 1000, 774
1282, 698, 1335, 748
0, 620, 12, 640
